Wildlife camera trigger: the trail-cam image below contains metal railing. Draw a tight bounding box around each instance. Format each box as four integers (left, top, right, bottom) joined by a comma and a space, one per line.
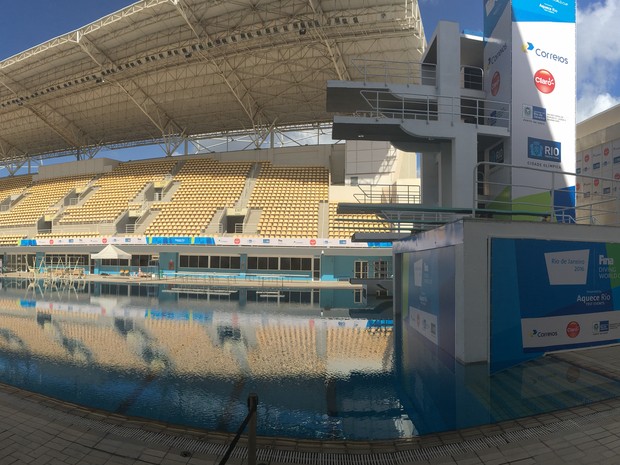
351, 59, 485, 92
354, 184, 421, 204
218, 394, 259, 465
473, 162, 620, 225
358, 90, 511, 129
351, 58, 436, 86
461, 65, 484, 91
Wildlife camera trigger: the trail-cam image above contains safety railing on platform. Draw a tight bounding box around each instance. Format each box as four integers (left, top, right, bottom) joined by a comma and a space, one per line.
473, 162, 620, 225
351, 58, 436, 86
461, 65, 484, 90
358, 90, 510, 129
350, 58, 486, 92
354, 184, 421, 204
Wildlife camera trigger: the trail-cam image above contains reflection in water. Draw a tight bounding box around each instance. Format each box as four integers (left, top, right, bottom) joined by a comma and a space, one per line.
1, 277, 616, 439
398, 319, 620, 435
0, 279, 407, 440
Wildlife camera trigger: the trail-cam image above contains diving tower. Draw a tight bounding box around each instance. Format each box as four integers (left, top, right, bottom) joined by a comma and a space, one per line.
328, 21, 509, 211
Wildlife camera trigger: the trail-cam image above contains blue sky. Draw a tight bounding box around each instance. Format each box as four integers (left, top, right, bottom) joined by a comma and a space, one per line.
0, 0, 616, 125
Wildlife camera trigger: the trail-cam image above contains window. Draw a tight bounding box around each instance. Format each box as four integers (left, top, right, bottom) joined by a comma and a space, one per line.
354, 261, 368, 279
373, 260, 389, 278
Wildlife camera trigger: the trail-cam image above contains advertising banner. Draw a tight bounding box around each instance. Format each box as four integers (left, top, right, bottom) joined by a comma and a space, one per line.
491, 237, 620, 372
484, 0, 576, 215
511, 1, 576, 207
403, 246, 456, 357
24, 236, 148, 246
19, 236, 380, 249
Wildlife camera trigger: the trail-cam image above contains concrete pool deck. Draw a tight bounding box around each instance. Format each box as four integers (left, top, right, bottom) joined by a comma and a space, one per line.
2, 346, 620, 464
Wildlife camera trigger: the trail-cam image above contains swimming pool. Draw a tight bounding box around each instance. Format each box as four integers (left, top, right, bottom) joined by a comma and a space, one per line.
0, 278, 618, 439
0, 279, 411, 440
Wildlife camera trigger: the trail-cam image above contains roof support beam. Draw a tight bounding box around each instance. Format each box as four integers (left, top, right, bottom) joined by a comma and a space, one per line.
307, 0, 351, 80
0, 136, 28, 163
74, 33, 184, 141
0, 71, 92, 149
171, 0, 275, 147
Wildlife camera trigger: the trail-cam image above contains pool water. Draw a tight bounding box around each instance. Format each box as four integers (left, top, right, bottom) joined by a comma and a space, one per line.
0, 279, 411, 440
0, 278, 619, 439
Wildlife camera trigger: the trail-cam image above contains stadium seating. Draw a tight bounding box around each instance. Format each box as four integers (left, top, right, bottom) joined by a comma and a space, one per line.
0, 175, 92, 227
59, 159, 176, 225
249, 164, 329, 238
0, 156, 387, 239
146, 158, 252, 236
327, 203, 390, 238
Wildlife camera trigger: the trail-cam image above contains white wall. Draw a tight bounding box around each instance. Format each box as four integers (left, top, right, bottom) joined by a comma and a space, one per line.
344, 141, 397, 185
34, 158, 118, 181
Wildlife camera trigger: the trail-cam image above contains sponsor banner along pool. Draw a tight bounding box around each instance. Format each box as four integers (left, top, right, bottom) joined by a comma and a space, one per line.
491, 238, 620, 372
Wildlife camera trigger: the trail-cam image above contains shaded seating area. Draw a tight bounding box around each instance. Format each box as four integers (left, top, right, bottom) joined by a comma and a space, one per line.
327, 203, 391, 238
58, 159, 176, 225
0, 174, 92, 228
146, 158, 252, 236
249, 164, 329, 238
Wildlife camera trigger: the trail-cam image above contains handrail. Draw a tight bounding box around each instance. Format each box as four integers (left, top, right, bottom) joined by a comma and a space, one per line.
473, 162, 620, 225
218, 393, 258, 465
351, 58, 436, 86
354, 183, 421, 204
461, 65, 484, 91
358, 90, 511, 129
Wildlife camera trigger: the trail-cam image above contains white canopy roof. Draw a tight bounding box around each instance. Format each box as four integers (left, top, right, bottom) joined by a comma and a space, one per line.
90, 244, 131, 260
0, 0, 426, 162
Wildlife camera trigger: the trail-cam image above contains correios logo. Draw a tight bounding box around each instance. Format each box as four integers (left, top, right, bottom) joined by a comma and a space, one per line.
522, 42, 569, 65
534, 69, 555, 94
530, 329, 558, 338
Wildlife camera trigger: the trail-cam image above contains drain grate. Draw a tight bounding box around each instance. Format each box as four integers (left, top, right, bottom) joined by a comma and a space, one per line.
24, 395, 619, 464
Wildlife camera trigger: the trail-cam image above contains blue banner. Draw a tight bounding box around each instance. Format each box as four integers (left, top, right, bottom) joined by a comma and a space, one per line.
512, 0, 576, 23
491, 238, 620, 372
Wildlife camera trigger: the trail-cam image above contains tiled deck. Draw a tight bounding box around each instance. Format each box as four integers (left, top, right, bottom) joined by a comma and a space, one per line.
1, 373, 620, 465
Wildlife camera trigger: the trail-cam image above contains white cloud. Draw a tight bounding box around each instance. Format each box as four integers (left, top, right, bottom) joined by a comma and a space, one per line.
576, 0, 620, 121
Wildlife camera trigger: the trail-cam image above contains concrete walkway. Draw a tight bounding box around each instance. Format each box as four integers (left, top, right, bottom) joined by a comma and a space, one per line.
1, 377, 620, 465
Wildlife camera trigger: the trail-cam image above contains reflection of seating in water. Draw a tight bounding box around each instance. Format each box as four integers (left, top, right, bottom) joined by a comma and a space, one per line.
327, 326, 392, 367
57, 320, 146, 370
143, 319, 241, 376
0, 315, 66, 359
247, 323, 325, 376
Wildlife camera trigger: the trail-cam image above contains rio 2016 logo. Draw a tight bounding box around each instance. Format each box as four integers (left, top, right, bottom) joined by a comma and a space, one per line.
534, 69, 555, 94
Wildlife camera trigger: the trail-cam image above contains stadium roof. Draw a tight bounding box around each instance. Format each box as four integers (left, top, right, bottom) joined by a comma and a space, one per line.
0, 0, 425, 164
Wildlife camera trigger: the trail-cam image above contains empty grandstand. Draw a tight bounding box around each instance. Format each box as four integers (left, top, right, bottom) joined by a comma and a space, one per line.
0, 0, 426, 289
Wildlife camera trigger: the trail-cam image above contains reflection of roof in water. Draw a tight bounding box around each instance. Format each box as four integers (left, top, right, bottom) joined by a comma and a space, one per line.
0, 298, 393, 378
